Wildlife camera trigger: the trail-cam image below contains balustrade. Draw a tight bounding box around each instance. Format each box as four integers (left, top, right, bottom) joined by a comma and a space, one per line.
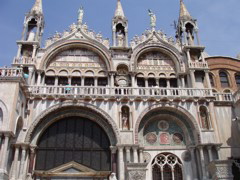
189, 61, 208, 69
13, 57, 36, 64
0, 68, 23, 78
213, 93, 233, 102
28, 85, 213, 98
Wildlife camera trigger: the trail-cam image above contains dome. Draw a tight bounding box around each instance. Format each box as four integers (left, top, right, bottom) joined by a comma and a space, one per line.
237, 53, 240, 59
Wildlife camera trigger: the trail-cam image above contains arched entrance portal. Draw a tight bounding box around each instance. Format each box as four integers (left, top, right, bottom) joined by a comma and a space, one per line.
35, 116, 111, 179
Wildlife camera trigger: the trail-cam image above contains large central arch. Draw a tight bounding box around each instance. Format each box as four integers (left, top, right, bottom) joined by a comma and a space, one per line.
25, 102, 120, 145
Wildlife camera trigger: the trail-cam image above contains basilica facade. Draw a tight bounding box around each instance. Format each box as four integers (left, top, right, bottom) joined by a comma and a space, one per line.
0, 0, 240, 180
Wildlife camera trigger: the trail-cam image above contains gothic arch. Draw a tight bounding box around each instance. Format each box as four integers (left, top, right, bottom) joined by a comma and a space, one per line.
0, 100, 8, 130
130, 44, 182, 73
39, 39, 113, 71
25, 102, 120, 145
134, 103, 201, 144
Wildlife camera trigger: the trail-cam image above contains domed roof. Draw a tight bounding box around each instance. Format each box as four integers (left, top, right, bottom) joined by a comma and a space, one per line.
237, 53, 240, 59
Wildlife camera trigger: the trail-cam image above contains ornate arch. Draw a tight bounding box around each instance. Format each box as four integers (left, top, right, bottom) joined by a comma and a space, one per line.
130, 44, 182, 73
0, 100, 8, 130
25, 102, 120, 145
134, 103, 201, 144
39, 39, 113, 71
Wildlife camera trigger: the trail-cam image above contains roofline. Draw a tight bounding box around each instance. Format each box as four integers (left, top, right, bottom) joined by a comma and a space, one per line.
205, 56, 240, 61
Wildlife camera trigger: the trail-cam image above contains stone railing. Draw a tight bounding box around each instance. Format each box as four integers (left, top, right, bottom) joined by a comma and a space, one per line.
13, 57, 36, 65
213, 93, 233, 102
189, 61, 208, 69
233, 89, 240, 102
27, 85, 213, 99
0, 67, 23, 78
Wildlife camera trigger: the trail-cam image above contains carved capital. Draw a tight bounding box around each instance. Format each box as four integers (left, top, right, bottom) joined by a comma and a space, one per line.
129, 171, 146, 180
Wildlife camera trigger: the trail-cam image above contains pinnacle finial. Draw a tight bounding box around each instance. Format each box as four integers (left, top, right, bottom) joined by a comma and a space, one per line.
31, 0, 43, 15
114, 0, 125, 18
179, 0, 191, 19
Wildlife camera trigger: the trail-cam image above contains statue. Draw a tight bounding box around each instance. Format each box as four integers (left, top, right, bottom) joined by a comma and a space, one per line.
122, 106, 129, 130
78, 6, 84, 25
187, 30, 194, 45
109, 172, 117, 180
148, 9, 156, 29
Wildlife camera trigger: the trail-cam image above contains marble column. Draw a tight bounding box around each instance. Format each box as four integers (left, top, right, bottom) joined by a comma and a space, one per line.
28, 146, 36, 175
94, 77, 98, 86
11, 145, 20, 180
131, 74, 135, 87
110, 147, 117, 173
117, 146, 124, 180
189, 147, 198, 180
0, 133, 10, 173
19, 145, 28, 180
198, 146, 207, 180
186, 49, 191, 62
139, 148, 144, 163
205, 71, 212, 90
28, 67, 34, 85
166, 79, 170, 88
144, 78, 148, 88
215, 146, 221, 160
81, 76, 85, 86
110, 73, 114, 87
190, 70, 196, 88
32, 45, 37, 59
132, 147, 138, 163
113, 29, 116, 47
207, 146, 213, 162
37, 71, 41, 85
17, 44, 22, 58
125, 147, 131, 163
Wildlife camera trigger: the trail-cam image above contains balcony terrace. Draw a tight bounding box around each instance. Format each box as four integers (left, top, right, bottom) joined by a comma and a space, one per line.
27, 85, 214, 101
12, 57, 36, 65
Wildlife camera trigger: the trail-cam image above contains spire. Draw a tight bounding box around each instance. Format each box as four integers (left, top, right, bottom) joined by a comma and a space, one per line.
114, 0, 125, 18
179, 0, 191, 19
31, 0, 43, 15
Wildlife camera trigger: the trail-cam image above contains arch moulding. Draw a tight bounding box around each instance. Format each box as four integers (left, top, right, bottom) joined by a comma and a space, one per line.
39, 39, 113, 71
25, 102, 120, 146
130, 44, 182, 73
134, 103, 201, 144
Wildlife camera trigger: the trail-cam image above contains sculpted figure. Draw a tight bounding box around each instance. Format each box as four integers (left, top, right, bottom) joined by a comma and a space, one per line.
148, 9, 156, 29
78, 6, 84, 25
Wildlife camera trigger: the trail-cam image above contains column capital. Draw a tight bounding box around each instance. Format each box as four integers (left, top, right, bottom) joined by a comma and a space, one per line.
21, 143, 29, 150
207, 145, 212, 150
125, 146, 131, 151
30, 145, 37, 153
110, 146, 117, 154
109, 71, 116, 76
1, 131, 14, 138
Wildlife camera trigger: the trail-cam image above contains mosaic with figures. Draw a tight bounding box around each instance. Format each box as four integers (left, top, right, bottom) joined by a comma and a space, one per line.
137, 51, 175, 71
144, 120, 185, 146
48, 48, 107, 70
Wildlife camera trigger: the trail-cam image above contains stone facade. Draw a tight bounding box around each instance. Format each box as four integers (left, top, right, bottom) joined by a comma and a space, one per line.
0, 0, 240, 180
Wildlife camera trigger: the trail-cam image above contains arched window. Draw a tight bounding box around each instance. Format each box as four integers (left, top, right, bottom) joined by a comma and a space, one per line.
199, 106, 210, 130
0, 108, 3, 127
35, 117, 111, 173
209, 74, 215, 87
152, 153, 183, 180
219, 72, 230, 88
235, 74, 240, 87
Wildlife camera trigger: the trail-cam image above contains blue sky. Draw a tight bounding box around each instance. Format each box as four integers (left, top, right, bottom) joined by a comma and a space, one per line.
0, 0, 239, 66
